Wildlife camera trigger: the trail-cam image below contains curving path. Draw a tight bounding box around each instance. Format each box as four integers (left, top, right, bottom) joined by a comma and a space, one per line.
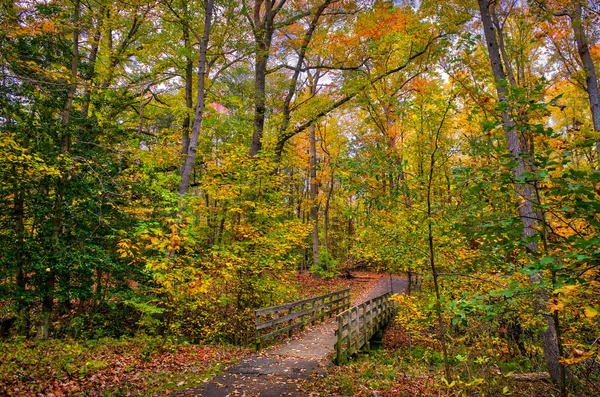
173, 274, 407, 397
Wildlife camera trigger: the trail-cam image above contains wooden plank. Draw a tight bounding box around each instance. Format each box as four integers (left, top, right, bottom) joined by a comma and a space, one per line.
256, 288, 349, 316
256, 293, 349, 329
261, 318, 304, 341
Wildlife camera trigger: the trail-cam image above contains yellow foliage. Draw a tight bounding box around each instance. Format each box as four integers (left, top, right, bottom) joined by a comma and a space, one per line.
390, 294, 430, 340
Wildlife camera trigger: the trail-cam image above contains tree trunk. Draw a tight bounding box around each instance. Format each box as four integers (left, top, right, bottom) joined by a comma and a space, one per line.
41, 0, 81, 339
250, 42, 268, 157
570, 3, 600, 161
324, 170, 333, 253
182, 3, 193, 155
249, 0, 275, 157
60, 0, 80, 149
82, 8, 103, 118
425, 94, 453, 382
95, 266, 103, 308
309, 123, 320, 268
490, 7, 516, 88
478, 0, 563, 387
13, 171, 27, 335
308, 72, 322, 268
179, 0, 214, 195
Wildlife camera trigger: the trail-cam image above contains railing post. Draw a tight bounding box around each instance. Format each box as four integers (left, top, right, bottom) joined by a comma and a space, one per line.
288, 307, 293, 337
347, 309, 352, 354
336, 314, 344, 364
255, 312, 261, 351
345, 290, 350, 310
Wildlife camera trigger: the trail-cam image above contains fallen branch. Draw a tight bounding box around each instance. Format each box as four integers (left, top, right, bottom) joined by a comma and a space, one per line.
504, 372, 551, 382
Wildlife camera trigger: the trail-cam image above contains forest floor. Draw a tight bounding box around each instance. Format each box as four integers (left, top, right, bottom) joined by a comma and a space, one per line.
0, 273, 563, 396
172, 273, 407, 397
0, 272, 399, 397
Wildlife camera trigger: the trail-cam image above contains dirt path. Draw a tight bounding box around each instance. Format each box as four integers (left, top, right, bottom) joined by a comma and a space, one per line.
173, 274, 406, 397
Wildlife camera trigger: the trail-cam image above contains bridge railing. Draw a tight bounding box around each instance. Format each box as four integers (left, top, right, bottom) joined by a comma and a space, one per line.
255, 288, 351, 349
335, 291, 396, 364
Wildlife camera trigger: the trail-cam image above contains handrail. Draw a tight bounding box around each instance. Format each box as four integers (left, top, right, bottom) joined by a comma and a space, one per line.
255, 288, 350, 349
335, 291, 396, 364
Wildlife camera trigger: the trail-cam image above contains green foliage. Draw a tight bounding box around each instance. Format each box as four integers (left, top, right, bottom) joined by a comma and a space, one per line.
310, 251, 339, 278
123, 296, 165, 335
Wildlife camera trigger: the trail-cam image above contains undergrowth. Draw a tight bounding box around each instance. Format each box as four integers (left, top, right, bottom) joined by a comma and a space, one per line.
315, 307, 568, 397
0, 336, 250, 396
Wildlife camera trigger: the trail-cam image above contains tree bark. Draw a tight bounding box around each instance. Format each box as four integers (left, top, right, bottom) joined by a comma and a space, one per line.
61, 0, 80, 148
248, 0, 334, 157
249, 0, 277, 157
81, 7, 103, 118
307, 71, 322, 268
81, 7, 106, 118
490, 7, 516, 88
309, 122, 320, 268
478, 0, 563, 387
181, 3, 193, 155
324, 169, 333, 253
569, 3, 600, 161
179, 0, 214, 195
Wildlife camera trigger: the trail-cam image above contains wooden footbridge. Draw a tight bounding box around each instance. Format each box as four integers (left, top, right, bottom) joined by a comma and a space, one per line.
255, 288, 397, 364
334, 291, 395, 364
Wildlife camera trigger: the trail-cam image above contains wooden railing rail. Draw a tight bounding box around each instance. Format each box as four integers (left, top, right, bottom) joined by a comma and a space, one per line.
335, 291, 396, 364
255, 288, 351, 349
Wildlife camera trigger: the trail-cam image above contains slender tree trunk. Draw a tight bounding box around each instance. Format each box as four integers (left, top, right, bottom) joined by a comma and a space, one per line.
324, 170, 333, 252
490, 7, 516, 88
60, 0, 80, 146
40, 0, 81, 339
570, 4, 600, 161
79, 16, 101, 312
179, 0, 214, 195
296, 180, 303, 218
478, 0, 563, 387
94, 265, 103, 308
425, 97, 452, 382
307, 73, 322, 268
13, 170, 27, 335
182, 3, 193, 155
81, 6, 103, 118
309, 123, 320, 268
216, 212, 226, 245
